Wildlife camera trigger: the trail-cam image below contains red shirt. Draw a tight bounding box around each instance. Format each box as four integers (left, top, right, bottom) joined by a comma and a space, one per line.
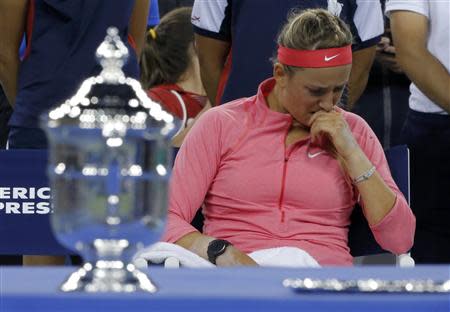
147, 84, 207, 120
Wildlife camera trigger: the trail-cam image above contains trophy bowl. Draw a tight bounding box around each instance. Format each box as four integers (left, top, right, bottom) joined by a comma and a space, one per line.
41, 28, 179, 292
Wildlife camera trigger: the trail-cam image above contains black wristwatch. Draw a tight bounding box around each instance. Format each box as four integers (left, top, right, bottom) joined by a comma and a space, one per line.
207, 239, 232, 264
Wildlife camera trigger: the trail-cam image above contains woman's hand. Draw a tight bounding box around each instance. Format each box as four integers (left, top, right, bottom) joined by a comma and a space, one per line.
308, 109, 361, 162
215, 245, 259, 267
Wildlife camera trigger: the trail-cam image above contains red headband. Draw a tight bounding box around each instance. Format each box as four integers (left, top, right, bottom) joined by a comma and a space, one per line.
277, 45, 352, 68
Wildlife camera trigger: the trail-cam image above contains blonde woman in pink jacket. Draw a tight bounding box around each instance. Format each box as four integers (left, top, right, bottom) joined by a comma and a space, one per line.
163, 9, 415, 267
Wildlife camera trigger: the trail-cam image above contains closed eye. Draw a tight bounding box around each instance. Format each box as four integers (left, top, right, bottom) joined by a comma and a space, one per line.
307, 88, 327, 96
307, 85, 346, 96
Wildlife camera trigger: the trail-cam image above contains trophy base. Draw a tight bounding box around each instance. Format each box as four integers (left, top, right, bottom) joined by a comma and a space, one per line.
60, 262, 157, 293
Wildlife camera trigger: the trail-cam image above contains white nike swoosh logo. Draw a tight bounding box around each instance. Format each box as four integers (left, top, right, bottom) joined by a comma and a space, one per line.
307, 151, 326, 159
324, 54, 339, 62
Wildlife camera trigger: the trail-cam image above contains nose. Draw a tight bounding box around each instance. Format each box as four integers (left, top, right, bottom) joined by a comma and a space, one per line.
318, 92, 334, 112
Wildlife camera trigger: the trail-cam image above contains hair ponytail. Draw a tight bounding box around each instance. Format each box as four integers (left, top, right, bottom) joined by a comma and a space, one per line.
140, 7, 194, 89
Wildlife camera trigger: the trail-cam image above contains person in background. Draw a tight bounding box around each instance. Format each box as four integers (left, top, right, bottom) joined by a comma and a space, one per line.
0, 0, 150, 265
140, 7, 210, 147
0, 14, 33, 149
191, 0, 384, 110
0, 0, 149, 150
162, 9, 415, 267
352, 1, 411, 148
386, 0, 450, 263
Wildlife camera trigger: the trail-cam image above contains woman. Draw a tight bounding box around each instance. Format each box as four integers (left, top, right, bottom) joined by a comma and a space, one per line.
140, 7, 210, 146
163, 9, 415, 266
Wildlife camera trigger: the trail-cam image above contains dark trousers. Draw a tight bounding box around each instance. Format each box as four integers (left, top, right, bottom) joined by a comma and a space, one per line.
0, 88, 12, 149
0, 89, 21, 265
8, 126, 48, 149
402, 109, 450, 263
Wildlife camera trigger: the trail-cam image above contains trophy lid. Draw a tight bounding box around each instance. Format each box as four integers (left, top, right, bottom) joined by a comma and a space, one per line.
43, 27, 176, 146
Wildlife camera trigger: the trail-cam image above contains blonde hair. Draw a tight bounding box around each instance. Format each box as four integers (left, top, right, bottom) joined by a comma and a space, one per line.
274, 8, 353, 73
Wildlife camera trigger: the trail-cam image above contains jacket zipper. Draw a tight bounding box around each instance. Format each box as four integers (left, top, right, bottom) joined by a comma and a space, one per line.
278, 128, 293, 223
278, 156, 288, 222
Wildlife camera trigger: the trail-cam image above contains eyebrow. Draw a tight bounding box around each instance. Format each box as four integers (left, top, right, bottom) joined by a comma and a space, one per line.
333, 84, 346, 89
307, 83, 346, 90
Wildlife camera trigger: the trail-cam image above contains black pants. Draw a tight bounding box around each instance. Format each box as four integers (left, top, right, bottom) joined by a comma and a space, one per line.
0, 88, 21, 265
402, 109, 450, 263
8, 126, 48, 149
0, 87, 12, 149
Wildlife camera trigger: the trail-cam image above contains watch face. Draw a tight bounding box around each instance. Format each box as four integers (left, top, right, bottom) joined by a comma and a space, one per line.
209, 240, 228, 254
207, 239, 231, 264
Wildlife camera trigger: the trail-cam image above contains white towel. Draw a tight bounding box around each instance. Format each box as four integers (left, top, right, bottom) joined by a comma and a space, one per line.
250, 247, 320, 268
134, 242, 214, 268
133, 242, 320, 268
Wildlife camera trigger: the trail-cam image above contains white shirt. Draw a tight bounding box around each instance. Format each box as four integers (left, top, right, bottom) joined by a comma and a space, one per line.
385, 0, 449, 115
192, 0, 383, 44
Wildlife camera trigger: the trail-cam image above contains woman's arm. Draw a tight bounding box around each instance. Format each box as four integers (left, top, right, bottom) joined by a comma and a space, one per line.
309, 110, 415, 253
341, 147, 397, 225
342, 137, 414, 254
175, 232, 257, 266
163, 108, 257, 265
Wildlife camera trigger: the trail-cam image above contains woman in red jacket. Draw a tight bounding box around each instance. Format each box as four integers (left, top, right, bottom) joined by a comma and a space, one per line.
140, 7, 210, 147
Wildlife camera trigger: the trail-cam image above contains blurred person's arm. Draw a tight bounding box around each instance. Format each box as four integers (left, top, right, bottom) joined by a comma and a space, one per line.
347, 46, 377, 110
390, 10, 450, 113
0, 0, 27, 107
191, 0, 232, 105
195, 34, 230, 106
129, 0, 150, 59
346, 0, 384, 110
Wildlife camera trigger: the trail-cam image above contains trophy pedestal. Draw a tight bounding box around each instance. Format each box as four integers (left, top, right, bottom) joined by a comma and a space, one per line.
61, 262, 157, 293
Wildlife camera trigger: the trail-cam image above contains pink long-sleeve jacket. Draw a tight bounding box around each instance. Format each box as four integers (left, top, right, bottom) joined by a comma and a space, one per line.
163, 78, 415, 265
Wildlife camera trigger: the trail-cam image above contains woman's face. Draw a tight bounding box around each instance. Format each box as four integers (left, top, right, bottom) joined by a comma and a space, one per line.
273, 63, 352, 128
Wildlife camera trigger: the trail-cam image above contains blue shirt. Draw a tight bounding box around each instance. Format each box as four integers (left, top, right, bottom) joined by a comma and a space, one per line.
10, 0, 140, 128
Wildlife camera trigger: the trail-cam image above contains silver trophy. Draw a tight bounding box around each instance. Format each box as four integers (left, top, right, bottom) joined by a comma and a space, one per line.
41, 27, 178, 292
